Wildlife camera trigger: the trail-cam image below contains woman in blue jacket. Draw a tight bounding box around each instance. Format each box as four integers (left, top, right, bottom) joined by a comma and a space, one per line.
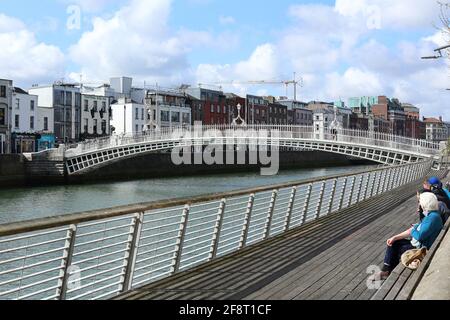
372, 192, 443, 281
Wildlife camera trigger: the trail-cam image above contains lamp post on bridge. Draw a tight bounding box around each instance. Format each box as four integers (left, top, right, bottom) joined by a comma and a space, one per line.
232, 103, 247, 127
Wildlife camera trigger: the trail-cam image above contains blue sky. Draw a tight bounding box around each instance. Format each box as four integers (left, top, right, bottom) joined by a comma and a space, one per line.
0, 0, 448, 118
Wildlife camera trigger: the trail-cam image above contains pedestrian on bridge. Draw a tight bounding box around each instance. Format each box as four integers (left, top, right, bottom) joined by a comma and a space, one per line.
371, 193, 443, 281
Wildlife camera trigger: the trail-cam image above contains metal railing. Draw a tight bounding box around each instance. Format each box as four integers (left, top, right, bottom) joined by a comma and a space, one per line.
64, 125, 441, 158
0, 160, 433, 300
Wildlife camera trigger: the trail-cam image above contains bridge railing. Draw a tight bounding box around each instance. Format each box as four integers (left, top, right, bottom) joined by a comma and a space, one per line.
0, 160, 432, 300
66, 125, 441, 157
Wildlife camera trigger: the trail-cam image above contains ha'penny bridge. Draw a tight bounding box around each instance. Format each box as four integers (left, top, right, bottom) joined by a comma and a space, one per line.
0, 125, 449, 300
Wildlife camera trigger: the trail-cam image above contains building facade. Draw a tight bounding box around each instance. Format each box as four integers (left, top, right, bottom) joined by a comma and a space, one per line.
29, 83, 82, 144
247, 95, 269, 125
0, 79, 12, 154
110, 97, 146, 135
81, 94, 110, 139
423, 117, 449, 142
145, 90, 191, 129
10, 88, 38, 153
268, 103, 288, 125
184, 87, 229, 125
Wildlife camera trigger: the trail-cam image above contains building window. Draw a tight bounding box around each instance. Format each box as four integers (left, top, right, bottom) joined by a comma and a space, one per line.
102, 120, 107, 134
15, 98, 20, 109
93, 101, 98, 112
93, 119, 98, 134
135, 108, 139, 120
141, 108, 144, 121
171, 112, 180, 123
135, 124, 139, 133
182, 113, 190, 125
84, 118, 88, 133
0, 86, 6, 98
102, 101, 106, 112
211, 105, 214, 113
44, 117, 49, 131
161, 110, 170, 122
30, 116, 34, 130
84, 100, 89, 111
0, 107, 5, 125
30, 100, 35, 111
15, 115, 19, 128
65, 92, 72, 106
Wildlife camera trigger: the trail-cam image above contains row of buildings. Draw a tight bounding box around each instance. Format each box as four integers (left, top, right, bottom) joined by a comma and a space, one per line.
0, 76, 449, 154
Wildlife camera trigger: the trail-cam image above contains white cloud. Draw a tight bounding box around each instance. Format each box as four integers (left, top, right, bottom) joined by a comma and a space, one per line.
69, 0, 191, 84
193, 0, 448, 118
219, 15, 235, 25
0, 14, 65, 85
59, 0, 118, 13
335, 0, 441, 30
195, 44, 279, 95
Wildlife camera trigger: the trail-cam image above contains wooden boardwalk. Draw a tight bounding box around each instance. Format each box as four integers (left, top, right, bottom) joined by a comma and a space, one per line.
116, 171, 446, 301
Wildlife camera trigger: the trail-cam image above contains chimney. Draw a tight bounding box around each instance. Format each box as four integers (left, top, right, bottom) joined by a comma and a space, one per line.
439, 116, 443, 122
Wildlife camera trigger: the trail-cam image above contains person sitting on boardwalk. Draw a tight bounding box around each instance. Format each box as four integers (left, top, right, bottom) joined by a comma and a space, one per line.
417, 177, 450, 224
373, 193, 443, 281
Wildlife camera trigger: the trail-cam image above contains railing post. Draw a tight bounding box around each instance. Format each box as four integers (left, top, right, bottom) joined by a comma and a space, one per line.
283, 186, 297, 232
170, 204, 190, 275
315, 182, 326, 219
362, 173, 370, 200
355, 175, 364, 203
301, 184, 313, 224
376, 170, 385, 195
389, 168, 396, 189
348, 176, 357, 206
239, 194, 255, 250
371, 172, 379, 197
264, 190, 278, 240
208, 199, 227, 261
379, 170, 387, 194
119, 212, 144, 293
384, 169, 393, 192
338, 178, 348, 211
327, 179, 337, 214
55, 224, 77, 300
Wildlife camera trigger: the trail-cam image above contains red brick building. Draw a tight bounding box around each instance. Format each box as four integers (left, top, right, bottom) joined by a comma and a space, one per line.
247, 95, 269, 125
184, 87, 229, 125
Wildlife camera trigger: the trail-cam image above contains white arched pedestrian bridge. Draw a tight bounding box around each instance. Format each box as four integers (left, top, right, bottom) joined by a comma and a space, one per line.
63, 125, 443, 176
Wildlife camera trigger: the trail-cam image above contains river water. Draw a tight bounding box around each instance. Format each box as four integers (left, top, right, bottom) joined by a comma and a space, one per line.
0, 165, 373, 225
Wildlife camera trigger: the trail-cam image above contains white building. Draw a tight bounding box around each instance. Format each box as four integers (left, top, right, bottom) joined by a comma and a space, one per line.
10, 88, 38, 153
0, 79, 13, 154
29, 83, 82, 144
110, 76, 145, 104
110, 97, 146, 135
313, 108, 341, 139
81, 94, 110, 138
145, 90, 192, 129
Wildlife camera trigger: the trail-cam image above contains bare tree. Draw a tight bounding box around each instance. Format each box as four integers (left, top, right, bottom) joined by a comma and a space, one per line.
438, 1, 450, 57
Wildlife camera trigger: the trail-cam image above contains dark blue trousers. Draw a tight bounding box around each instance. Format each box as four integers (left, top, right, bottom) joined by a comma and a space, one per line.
382, 239, 414, 272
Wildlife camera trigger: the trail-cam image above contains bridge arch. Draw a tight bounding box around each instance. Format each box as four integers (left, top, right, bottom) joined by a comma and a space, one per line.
63, 126, 440, 176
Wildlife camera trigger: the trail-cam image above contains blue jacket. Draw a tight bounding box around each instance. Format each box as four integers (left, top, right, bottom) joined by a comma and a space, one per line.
411, 211, 443, 249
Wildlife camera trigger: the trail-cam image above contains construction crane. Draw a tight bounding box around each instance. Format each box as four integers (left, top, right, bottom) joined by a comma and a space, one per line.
198, 72, 304, 101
